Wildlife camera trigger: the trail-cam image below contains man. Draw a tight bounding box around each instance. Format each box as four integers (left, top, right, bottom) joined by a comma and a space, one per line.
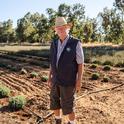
47, 17, 84, 124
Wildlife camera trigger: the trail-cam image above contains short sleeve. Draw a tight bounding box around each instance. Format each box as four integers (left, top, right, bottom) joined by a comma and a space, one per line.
76, 41, 84, 64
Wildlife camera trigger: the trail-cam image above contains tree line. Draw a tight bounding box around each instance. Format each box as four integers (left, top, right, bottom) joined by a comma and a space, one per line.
0, 0, 124, 44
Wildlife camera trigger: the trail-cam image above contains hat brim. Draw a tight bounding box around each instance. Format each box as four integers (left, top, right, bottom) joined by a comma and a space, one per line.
52, 23, 73, 30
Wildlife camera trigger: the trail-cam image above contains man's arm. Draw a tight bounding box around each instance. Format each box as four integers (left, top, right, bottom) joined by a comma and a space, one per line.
76, 64, 84, 91
76, 41, 84, 92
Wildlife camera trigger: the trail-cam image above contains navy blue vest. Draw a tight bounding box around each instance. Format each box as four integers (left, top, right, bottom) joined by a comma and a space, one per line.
50, 36, 79, 86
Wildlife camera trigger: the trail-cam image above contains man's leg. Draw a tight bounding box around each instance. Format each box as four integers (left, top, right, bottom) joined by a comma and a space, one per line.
60, 85, 76, 124
53, 109, 62, 124
50, 84, 62, 123
68, 112, 76, 124
68, 111, 75, 121
54, 109, 61, 117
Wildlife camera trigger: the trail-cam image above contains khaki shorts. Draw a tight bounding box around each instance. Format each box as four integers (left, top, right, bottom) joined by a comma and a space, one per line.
50, 83, 75, 115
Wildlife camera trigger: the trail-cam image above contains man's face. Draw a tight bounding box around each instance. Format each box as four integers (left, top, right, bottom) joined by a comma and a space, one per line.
55, 25, 70, 38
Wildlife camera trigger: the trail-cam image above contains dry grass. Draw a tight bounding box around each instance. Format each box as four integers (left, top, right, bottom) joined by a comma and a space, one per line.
92, 51, 124, 66
0, 45, 49, 52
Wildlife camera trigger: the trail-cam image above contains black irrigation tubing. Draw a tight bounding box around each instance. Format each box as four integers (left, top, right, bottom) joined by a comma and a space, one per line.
76, 82, 124, 100
23, 107, 53, 124
23, 82, 124, 124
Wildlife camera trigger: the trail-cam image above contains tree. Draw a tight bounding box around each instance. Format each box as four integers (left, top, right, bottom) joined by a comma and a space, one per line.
83, 19, 93, 43
16, 12, 49, 43
114, 0, 124, 19
16, 12, 36, 43
98, 7, 124, 43
0, 19, 15, 43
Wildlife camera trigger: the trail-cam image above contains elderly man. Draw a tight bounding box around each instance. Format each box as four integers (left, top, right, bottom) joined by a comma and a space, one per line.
47, 17, 84, 124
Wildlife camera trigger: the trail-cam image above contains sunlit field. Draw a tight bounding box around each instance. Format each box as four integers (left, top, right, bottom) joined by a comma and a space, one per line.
0, 44, 124, 124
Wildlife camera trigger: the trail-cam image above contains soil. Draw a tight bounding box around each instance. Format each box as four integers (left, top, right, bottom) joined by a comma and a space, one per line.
0, 53, 124, 124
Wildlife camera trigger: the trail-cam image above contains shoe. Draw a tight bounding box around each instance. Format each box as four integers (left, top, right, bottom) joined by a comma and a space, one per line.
55, 118, 62, 124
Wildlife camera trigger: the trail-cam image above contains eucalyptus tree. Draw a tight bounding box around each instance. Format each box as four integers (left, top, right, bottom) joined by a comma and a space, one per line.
98, 7, 124, 43
82, 18, 94, 43
114, 0, 124, 20
0, 19, 15, 43
68, 3, 85, 36
16, 12, 49, 43
16, 12, 35, 43
90, 18, 99, 42
46, 8, 57, 40
36, 14, 49, 43
46, 3, 85, 41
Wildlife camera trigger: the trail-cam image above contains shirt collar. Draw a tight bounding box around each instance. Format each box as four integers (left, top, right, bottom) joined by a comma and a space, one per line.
58, 35, 69, 45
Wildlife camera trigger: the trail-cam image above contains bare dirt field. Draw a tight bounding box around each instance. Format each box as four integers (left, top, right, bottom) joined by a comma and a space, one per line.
0, 50, 124, 124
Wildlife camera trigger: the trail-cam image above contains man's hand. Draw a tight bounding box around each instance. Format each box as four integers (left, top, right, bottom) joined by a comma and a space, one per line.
76, 80, 81, 92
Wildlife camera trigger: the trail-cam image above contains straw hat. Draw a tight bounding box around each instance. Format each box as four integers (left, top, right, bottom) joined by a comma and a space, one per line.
53, 17, 72, 28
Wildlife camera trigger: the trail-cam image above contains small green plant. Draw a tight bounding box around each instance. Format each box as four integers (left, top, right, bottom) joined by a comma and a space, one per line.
30, 71, 38, 78
9, 95, 26, 110
0, 85, 10, 98
0, 63, 7, 68
90, 64, 97, 69
92, 60, 101, 65
115, 62, 124, 67
102, 76, 110, 82
20, 68, 28, 74
41, 75, 48, 82
120, 68, 124, 72
6, 65, 12, 69
42, 63, 49, 68
91, 73, 100, 80
103, 65, 111, 71
103, 60, 113, 66
11, 67, 18, 72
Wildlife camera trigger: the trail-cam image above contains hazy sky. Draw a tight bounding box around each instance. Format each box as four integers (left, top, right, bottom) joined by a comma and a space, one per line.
0, 0, 115, 27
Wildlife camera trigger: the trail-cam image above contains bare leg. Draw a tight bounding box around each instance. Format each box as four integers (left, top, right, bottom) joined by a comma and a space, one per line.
68, 112, 75, 121
54, 109, 62, 124
54, 109, 61, 117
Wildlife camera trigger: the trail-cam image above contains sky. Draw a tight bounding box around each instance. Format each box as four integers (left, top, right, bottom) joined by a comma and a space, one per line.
0, 0, 115, 27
